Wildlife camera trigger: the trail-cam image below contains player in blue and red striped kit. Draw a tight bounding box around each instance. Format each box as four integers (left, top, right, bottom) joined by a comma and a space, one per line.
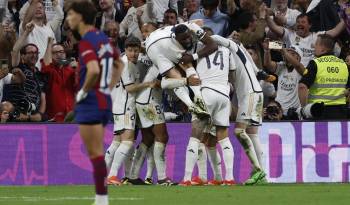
66, 1, 123, 205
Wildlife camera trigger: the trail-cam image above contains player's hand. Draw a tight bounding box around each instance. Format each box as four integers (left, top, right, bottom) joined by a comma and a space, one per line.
76, 89, 88, 103
178, 62, 193, 70
186, 75, 201, 86
149, 80, 161, 88
179, 53, 194, 65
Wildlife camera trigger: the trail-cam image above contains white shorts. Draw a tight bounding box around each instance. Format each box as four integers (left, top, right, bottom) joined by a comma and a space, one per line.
147, 45, 175, 76
113, 104, 136, 134
202, 88, 231, 127
136, 102, 165, 128
236, 92, 263, 126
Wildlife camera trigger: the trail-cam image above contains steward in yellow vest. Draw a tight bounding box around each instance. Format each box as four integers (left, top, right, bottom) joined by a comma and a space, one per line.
299, 34, 349, 120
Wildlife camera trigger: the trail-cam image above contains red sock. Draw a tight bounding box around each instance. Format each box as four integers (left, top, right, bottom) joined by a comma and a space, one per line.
91, 156, 108, 195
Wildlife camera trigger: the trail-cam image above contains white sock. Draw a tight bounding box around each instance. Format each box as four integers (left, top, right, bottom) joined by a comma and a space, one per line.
184, 137, 200, 181
130, 143, 148, 179
249, 134, 263, 169
108, 141, 133, 177
154, 141, 167, 180
173, 86, 194, 107
105, 140, 120, 170
236, 129, 261, 170
197, 143, 207, 181
124, 145, 135, 178
207, 147, 222, 181
185, 67, 202, 99
95, 194, 108, 205
146, 144, 155, 179
218, 138, 234, 181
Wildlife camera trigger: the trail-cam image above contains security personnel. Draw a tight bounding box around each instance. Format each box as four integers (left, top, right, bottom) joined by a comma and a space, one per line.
298, 34, 349, 120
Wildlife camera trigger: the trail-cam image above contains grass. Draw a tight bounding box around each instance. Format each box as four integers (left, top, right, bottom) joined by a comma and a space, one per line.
0, 184, 349, 205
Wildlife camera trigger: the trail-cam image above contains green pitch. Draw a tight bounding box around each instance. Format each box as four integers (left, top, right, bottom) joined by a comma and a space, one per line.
0, 184, 349, 205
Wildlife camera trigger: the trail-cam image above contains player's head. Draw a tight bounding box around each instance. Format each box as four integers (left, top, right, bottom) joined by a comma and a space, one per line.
314, 34, 335, 57
20, 43, 39, 67
201, 0, 219, 18
164, 8, 178, 26
52, 44, 67, 66
173, 24, 194, 50
66, 0, 97, 37
141, 22, 158, 40
202, 26, 213, 36
125, 36, 141, 64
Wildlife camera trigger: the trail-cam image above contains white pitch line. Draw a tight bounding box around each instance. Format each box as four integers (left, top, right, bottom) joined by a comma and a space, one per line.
0, 196, 144, 201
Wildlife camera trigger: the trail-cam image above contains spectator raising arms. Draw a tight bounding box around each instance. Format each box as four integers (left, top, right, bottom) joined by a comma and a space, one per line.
19, 0, 64, 70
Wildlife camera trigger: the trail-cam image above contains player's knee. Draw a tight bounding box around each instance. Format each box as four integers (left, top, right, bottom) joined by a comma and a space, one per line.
234, 128, 246, 138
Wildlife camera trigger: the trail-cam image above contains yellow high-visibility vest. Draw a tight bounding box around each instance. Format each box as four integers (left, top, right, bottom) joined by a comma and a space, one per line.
308, 55, 348, 105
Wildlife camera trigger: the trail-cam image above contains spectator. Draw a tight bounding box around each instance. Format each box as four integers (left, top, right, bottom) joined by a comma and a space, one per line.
227, 0, 259, 34
163, 8, 178, 26
338, 0, 350, 35
119, 0, 155, 41
299, 34, 349, 120
0, 101, 15, 123
0, 63, 26, 102
19, 0, 64, 69
264, 100, 284, 121
151, 0, 178, 24
103, 21, 123, 51
182, 0, 200, 21
263, 39, 305, 115
40, 37, 77, 122
190, 0, 229, 36
0, 22, 16, 63
295, 0, 340, 32
95, 0, 124, 29
345, 53, 350, 67
2, 0, 22, 33
5, 22, 46, 122
266, 13, 346, 66
272, 0, 301, 28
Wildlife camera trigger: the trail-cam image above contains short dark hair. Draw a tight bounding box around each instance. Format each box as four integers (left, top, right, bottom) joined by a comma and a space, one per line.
173, 24, 189, 36
296, 13, 311, 25
67, 0, 97, 25
20, 43, 39, 55
125, 36, 141, 48
165, 8, 178, 17
201, 0, 219, 9
317, 34, 335, 51
238, 11, 255, 30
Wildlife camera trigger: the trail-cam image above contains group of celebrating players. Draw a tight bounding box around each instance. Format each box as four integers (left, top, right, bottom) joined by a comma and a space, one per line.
66, 1, 267, 205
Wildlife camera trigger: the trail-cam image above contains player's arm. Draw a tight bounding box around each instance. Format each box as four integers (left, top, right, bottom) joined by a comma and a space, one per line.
109, 58, 124, 91
125, 81, 159, 93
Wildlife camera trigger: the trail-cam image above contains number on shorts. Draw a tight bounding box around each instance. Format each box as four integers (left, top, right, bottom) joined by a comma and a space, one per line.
155, 105, 162, 114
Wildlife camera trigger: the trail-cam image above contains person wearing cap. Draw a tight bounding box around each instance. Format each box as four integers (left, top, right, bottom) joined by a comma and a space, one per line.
298, 34, 350, 120
263, 38, 305, 116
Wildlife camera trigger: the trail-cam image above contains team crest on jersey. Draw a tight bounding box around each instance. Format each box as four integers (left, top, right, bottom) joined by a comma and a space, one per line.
98, 43, 113, 58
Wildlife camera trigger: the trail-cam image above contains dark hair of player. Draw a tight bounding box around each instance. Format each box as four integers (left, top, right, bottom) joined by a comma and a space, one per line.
125, 36, 141, 48
173, 24, 189, 36
67, 0, 97, 25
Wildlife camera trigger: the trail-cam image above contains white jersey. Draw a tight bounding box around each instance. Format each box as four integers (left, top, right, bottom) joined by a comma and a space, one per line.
145, 22, 206, 75
111, 55, 138, 115
275, 62, 302, 115
282, 29, 325, 66
0, 73, 12, 102
210, 35, 262, 101
196, 45, 235, 96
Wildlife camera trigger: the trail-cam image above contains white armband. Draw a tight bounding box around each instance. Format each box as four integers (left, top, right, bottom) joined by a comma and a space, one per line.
192, 53, 199, 61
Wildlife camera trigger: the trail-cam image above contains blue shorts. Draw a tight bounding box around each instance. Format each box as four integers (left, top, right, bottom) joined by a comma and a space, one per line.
75, 109, 112, 126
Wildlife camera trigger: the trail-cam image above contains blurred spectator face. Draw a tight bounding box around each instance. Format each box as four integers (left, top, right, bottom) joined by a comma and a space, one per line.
275, 0, 288, 10
202, 0, 219, 18
203, 6, 217, 18
314, 37, 327, 57
164, 11, 177, 26
239, 0, 255, 10
34, 2, 45, 20
99, 0, 114, 11
0, 101, 14, 123
295, 15, 311, 37
287, 49, 301, 62
125, 46, 140, 64
105, 21, 119, 39
23, 45, 39, 66
141, 23, 157, 40
247, 48, 260, 66
345, 55, 350, 66
132, 0, 144, 7
52, 44, 67, 65
265, 101, 283, 121
185, 0, 199, 15
175, 30, 194, 50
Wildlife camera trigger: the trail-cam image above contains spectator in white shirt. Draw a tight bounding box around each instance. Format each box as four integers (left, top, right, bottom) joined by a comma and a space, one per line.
151, 0, 178, 23
19, 0, 64, 70
0, 64, 26, 102
272, 0, 301, 28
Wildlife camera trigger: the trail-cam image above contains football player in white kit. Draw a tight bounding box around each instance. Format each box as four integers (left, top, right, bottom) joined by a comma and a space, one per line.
106, 37, 159, 185
211, 35, 267, 185
145, 22, 218, 118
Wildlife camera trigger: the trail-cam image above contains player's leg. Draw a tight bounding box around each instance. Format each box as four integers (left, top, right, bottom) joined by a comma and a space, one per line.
145, 142, 155, 184
195, 135, 208, 184
216, 126, 235, 185
105, 135, 120, 170
79, 124, 108, 205
122, 130, 137, 183
205, 131, 223, 185
247, 126, 263, 169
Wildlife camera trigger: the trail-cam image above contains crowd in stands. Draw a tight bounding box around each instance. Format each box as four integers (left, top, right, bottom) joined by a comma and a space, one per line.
1, 0, 350, 123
